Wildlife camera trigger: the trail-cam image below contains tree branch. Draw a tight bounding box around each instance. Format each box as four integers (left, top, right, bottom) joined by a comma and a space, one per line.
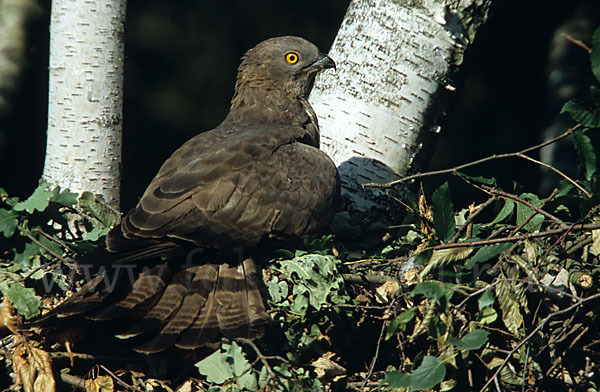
515, 153, 590, 197
479, 185, 566, 227
428, 223, 600, 251
365, 124, 581, 188
561, 32, 591, 53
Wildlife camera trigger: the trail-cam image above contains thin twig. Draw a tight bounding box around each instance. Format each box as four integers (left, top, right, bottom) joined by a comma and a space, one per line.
561, 32, 592, 53
342, 273, 395, 285
360, 305, 390, 390
478, 292, 600, 392
450, 196, 497, 243
16, 226, 68, 262
237, 338, 290, 387
539, 218, 573, 264
334, 303, 389, 310
480, 185, 566, 227
504, 188, 558, 237
21, 261, 60, 281
521, 346, 529, 392
566, 235, 593, 254
493, 375, 502, 392
429, 223, 600, 251
385, 190, 415, 213
99, 364, 142, 391
454, 281, 502, 309
33, 227, 75, 252
516, 153, 591, 197
50, 351, 145, 363
60, 373, 86, 390
365, 124, 581, 188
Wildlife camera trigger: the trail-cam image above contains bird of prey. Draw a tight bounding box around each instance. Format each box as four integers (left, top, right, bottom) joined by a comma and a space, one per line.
33, 36, 339, 354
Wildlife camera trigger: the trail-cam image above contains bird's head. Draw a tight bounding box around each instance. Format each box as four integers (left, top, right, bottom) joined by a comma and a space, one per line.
229, 36, 335, 124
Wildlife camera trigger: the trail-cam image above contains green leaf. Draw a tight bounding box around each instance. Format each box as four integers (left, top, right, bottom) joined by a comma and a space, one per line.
290, 286, 310, 315
279, 254, 346, 314
195, 348, 234, 384
382, 371, 411, 388
258, 366, 268, 389
478, 306, 498, 325
38, 234, 64, 257
486, 199, 514, 226
410, 356, 446, 390
386, 308, 416, 339
0, 208, 19, 237
477, 289, 495, 310
432, 182, 455, 242
561, 99, 600, 127
410, 281, 454, 304
591, 27, 600, 83
227, 341, 257, 390
573, 130, 597, 181
465, 243, 513, 268
78, 192, 119, 228
266, 276, 289, 303
449, 329, 489, 350
50, 186, 78, 207
13, 186, 54, 214
384, 356, 446, 390
84, 226, 111, 242
14, 242, 41, 266
428, 316, 447, 339
515, 193, 544, 232
0, 282, 40, 319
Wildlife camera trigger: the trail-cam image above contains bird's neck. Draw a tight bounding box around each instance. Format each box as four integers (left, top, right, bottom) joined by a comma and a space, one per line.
228, 85, 306, 125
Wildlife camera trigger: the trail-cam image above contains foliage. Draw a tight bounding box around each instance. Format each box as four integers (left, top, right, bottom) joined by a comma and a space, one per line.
0, 184, 117, 322
3, 26, 600, 392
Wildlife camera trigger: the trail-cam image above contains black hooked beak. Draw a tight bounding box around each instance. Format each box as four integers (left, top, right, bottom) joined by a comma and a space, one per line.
309, 52, 336, 71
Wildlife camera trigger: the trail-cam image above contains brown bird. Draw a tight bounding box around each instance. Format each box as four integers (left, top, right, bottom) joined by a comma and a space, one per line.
33, 36, 339, 354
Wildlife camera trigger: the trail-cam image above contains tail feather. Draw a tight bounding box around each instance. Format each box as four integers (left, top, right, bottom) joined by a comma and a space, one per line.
175, 258, 267, 350
115, 270, 188, 339
33, 250, 268, 352
86, 264, 172, 321
42, 272, 119, 320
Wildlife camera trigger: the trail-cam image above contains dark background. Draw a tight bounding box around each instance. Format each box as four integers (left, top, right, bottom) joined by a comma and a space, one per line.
1, 0, 599, 211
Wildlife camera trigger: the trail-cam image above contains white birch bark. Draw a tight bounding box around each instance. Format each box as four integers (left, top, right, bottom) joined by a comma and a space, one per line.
42, 0, 126, 208
310, 0, 492, 211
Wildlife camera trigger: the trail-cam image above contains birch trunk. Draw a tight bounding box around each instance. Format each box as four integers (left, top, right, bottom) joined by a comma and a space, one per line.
42, 0, 126, 208
310, 0, 493, 211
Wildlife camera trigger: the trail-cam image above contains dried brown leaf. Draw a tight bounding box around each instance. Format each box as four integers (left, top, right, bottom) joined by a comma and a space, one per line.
410, 299, 436, 341
495, 279, 524, 336
85, 375, 114, 392
590, 229, 600, 256
403, 267, 420, 286
12, 335, 55, 392
375, 280, 400, 304
418, 185, 434, 236
0, 296, 21, 334
312, 351, 346, 380
176, 380, 193, 392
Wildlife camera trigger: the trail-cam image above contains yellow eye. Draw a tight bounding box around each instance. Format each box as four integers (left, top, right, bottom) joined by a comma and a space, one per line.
285, 52, 299, 64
